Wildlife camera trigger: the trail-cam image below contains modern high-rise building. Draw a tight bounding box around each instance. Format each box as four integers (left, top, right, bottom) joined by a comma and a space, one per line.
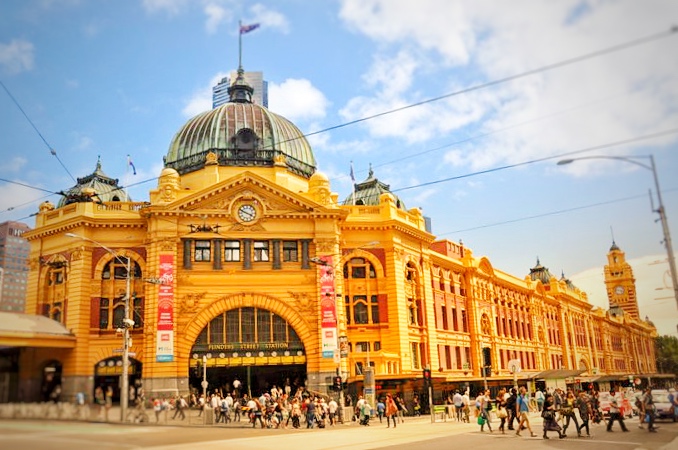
213, 70, 268, 108
0, 221, 31, 312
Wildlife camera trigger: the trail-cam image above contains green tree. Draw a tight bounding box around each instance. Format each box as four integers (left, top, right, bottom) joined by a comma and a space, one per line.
655, 335, 678, 375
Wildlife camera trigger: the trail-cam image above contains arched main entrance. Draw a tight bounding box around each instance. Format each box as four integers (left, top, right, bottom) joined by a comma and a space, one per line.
93, 356, 142, 403
190, 306, 307, 397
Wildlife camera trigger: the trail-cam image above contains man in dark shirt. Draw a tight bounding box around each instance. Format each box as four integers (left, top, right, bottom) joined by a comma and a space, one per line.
505, 388, 517, 430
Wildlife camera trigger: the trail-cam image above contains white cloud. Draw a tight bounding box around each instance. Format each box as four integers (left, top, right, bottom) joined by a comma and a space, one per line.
268, 78, 329, 122
0, 181, 45, 217
249, 3, 289, 34
141, 0, 189, 15
0, 157, 27, 173
337, 0, 678, 170
0, 39, 35, 74
181, 72, 228, 117
204, 2, 231, 34
339, 0, 473, 65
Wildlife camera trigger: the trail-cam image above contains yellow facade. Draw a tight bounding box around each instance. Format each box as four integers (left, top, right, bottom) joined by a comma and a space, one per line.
14, 74, 657, 403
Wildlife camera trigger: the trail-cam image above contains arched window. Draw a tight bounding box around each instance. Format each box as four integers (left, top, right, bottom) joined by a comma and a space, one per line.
99, 257, 143, 330
43, 260, 68, 324
343, 257, 376, 279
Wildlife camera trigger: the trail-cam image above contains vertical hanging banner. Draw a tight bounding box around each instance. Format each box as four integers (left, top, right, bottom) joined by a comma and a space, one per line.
319, 255, 337, 358
156, 254, 175, 362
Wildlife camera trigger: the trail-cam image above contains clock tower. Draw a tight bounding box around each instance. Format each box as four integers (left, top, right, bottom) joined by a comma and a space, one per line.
604, 241, 640, 319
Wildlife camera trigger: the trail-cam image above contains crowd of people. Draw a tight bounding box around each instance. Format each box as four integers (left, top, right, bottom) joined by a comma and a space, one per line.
467, 385, 678, 439
150, 383, 346, 429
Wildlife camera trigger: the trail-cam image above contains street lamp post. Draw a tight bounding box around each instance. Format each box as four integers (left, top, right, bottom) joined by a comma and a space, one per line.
65, 233, 133, 422
557, 155, 678, 312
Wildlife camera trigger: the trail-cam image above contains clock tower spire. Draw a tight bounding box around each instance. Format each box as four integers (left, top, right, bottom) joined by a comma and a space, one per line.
604, 241, 640, 319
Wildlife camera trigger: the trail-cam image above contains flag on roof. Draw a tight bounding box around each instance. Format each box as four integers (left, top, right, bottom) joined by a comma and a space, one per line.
127, 155, 136, 175
240, 23, 260, 34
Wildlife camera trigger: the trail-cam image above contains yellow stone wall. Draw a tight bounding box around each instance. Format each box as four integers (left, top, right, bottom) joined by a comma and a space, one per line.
20, 162, 657, 401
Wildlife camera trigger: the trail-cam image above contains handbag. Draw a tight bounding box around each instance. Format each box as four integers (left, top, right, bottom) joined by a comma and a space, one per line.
477, 416, 485, 425
497, 407, 507, 419
541, 410, 555, 421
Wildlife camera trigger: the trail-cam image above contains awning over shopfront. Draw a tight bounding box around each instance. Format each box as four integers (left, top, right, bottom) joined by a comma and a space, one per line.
526, 369, 585, 380
0, 312, 76, 349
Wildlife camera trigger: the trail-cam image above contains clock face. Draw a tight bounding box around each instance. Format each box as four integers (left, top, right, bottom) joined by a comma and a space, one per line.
237, 204, 257, 222
614, 285, 625, 295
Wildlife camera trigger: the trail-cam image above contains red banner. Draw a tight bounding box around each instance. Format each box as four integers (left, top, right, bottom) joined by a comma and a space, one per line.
156, 254, 174, 362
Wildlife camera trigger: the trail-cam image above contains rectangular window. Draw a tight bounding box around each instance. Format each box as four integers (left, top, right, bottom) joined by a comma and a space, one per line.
461, 310, 468, 332
257, 309, 271, 342
282, 241, 298, 262
464, 347, 471, 368
227, 309, 240, 342
452, 308, 458, 331
374, 341, 381, 351
353, 295, 368, 324
241, 307, 254, 342
455, 346, 462, 369
210, 315, 224, 344
445, 346, 452, 368
441, 305, 448, 330
352, 266, 366, 278
370, 295, 380, 324
133, 297, 143, 329
253, 241, 269, 262
356, 341, 370, 352
99, 298, 109, 329
224, 240, 240, 262
194, 240, 211, 261
411, 342, 420, 369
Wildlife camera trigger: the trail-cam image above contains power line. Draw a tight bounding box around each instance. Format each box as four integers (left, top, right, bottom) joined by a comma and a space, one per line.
442, 187, 677, 235
268, 26, 678, 151
392, 127, 678, 193
0, 80, 77, 183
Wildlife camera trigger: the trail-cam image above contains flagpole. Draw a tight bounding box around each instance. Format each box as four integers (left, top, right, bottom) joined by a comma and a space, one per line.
238, 20, 242, 68
350, 161, 356, 206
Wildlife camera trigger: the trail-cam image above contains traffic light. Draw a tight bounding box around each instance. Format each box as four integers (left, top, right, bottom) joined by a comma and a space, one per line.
423, 368, 431, 382
482, 347, 491, 367
333, 376, 342, 391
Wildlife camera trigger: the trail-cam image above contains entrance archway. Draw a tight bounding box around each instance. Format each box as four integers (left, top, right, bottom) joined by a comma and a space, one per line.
93, 356, 142, 403
190, 306, 306, 397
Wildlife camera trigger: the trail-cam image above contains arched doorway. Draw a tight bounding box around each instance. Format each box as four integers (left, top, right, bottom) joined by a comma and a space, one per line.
190, 306, 306, 398
93, 356, 142, 403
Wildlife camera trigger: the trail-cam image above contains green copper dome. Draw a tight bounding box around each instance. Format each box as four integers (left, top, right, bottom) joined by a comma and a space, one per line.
164, 68, 316, 178
57, 158, 130, 207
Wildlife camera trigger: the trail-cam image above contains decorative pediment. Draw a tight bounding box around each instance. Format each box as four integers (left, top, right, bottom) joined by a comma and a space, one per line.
172, 172, 323, 217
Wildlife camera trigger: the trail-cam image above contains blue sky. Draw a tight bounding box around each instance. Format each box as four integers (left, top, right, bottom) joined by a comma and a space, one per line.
1, 0, 677, 335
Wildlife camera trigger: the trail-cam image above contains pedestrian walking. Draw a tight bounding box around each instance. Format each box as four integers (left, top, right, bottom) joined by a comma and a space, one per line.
642, 387, 657, 432
478, 389, 493, 432
496, 389, 508, 434
561, 391, 580, 437
542, 393, 565, 439
385, 393, 398, 428
515, 386, 537, 437
606, 390, 629, 432
576, 392, 591, 437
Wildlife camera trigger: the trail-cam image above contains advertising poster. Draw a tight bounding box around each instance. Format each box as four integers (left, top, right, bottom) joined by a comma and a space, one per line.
319, 255, 337, 358
156, 254, 175, 362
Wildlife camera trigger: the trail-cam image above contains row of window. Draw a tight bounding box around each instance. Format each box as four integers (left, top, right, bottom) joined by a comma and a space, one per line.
192, 240, 300, 263
437, 305, 469, 332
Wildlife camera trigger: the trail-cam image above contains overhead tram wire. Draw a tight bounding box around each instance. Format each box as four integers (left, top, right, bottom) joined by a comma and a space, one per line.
391, 127, 678, 193
440, 191, 674, 235
3, 28, 675, 217
0, 80, 77, 183
369, 90, 636, 173
259, 26, 678, 153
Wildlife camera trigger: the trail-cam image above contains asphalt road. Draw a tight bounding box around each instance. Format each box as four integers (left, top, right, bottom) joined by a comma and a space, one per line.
0, 413, 676, 450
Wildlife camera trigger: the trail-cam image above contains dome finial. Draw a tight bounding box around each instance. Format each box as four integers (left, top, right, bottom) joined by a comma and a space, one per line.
228, 65, 254, 103
96, 155, 102, 171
